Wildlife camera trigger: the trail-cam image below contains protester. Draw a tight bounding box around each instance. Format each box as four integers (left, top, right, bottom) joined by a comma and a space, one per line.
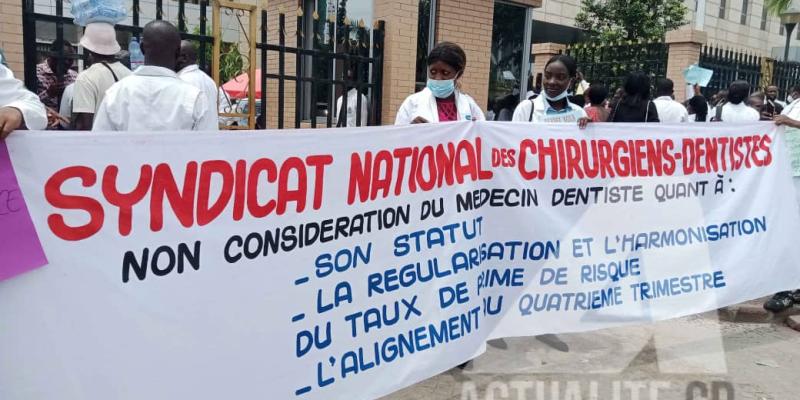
58, 83, 75, 129
525, 73, 542, 100
747, 92, 773, 121
584, 84, 609, 122
176, 40, 220, 128
495, 93, 519, 121
335, 88, 369, 127
72, 22, 131, 130
610, 87, 624, 105
608, 71, 659, 122
766, 85, 786, 109
36, 40, 77, 112
512, 54, 589, 128
787, 86, 800, 104
764, 85, 784, 118
710, 90, 728, 108
652, 78, 688, 123
334, 67, 369, 127
395, 42, 484, 125
92, 20, 215, 131
574, 70, 590, 95
0, 63, 47, 138
764, 98, 800, 311
687, 95, 709, 123
709, 80, 759, 122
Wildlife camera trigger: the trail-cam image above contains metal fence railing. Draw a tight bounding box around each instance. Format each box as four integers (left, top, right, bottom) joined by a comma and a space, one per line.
22, 0, 213, 94
772, 60, 800, 99
257, 12, 384, 129
699, 45, 762, 99
22, 1, 386, 129
565, 41, 668, 91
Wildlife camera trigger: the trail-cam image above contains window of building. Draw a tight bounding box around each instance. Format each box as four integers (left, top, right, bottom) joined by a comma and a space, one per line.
719, 0, 726, 19
415, 0, 437, 92
761, 3, 768, 30
740, 0, 748, 25
488, 1, 532, 117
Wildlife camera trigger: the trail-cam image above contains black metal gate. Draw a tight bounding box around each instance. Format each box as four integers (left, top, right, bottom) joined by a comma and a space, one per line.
699, 45, 762, 99
21, 0, 214, 93
565, 41, 668, 91
21, 1, 385, 129
258, 11, 385, 129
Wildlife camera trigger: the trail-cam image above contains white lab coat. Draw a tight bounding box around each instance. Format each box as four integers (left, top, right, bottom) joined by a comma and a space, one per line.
394, 88, 485, 125
178, 64, 220, 126
335, 88, 369, 127
93, 66, 216, 132
0, 64, 47, 131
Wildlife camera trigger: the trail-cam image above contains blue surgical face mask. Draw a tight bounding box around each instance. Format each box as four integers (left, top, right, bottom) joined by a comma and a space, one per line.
427, 78, 456, 99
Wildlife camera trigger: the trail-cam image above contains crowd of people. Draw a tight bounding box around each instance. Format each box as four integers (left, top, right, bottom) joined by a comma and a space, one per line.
2, 22, 799, 134
0, 19, 216, 136
1, 25, 799, 312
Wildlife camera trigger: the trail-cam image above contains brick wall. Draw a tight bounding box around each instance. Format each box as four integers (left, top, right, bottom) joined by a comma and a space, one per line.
264, 0, 300, 129
0, 0, 25, 77
435, 0, 495, 111
375, 0, 419, 125
666, 29, 707, 103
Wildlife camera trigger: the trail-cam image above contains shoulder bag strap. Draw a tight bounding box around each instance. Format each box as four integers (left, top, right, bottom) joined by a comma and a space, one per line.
529, 99, 535, 122
100, 62, 119, 82
715, 102, 724, 121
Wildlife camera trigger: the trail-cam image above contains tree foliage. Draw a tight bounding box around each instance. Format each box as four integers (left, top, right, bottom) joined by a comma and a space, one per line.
191, 26, 244, 83
575, 0, 688, 42
765, 0, 792, 16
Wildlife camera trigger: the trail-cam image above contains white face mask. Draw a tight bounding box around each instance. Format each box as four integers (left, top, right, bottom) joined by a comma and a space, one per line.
544, 90, 569, 102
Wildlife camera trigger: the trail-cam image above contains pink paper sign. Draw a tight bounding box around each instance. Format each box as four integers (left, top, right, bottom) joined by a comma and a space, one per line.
0, 141, 47, 281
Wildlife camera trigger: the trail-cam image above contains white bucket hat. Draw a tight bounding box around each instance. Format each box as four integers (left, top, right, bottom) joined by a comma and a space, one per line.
79, 22, 121, 55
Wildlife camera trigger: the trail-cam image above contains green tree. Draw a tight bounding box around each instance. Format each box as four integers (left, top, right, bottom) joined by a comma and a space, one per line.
765, 0, 792, 15
191, 26, 244, 83
575, 0, 688, 42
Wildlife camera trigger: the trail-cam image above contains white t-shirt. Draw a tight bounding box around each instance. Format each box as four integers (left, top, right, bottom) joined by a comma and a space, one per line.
711, 102, 760, 123
92, 66, 215, 132
178, 64, 219, 125
653, 96, 689, 123
72, 61, 132, 114
59, 83, 74, 128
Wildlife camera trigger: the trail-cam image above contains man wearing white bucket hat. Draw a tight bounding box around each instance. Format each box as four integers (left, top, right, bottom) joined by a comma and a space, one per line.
72, 21, 131, 130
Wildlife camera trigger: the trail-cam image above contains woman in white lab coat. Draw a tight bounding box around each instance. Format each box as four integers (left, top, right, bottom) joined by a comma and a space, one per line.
395, 42, 485, 125
512, 54, 590, 128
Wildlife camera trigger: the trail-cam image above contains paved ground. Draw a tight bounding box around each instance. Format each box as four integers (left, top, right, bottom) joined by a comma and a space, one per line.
381, 299, 800, 400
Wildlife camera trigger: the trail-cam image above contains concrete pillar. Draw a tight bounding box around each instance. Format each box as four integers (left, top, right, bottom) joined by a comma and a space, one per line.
531, 43, 566, 80
0, 0, 25, 77
435, 0, 495, 111
374, 0, 419, 125
665, 28, 707, 103
263, 0, 300, 129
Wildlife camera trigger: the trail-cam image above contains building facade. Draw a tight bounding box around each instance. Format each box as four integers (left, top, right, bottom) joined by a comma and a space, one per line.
534, 0, 800, 60
4, 0, 800, 125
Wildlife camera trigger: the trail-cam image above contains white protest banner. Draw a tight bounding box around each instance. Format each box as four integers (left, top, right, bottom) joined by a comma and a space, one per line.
1, 122, 799, 399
